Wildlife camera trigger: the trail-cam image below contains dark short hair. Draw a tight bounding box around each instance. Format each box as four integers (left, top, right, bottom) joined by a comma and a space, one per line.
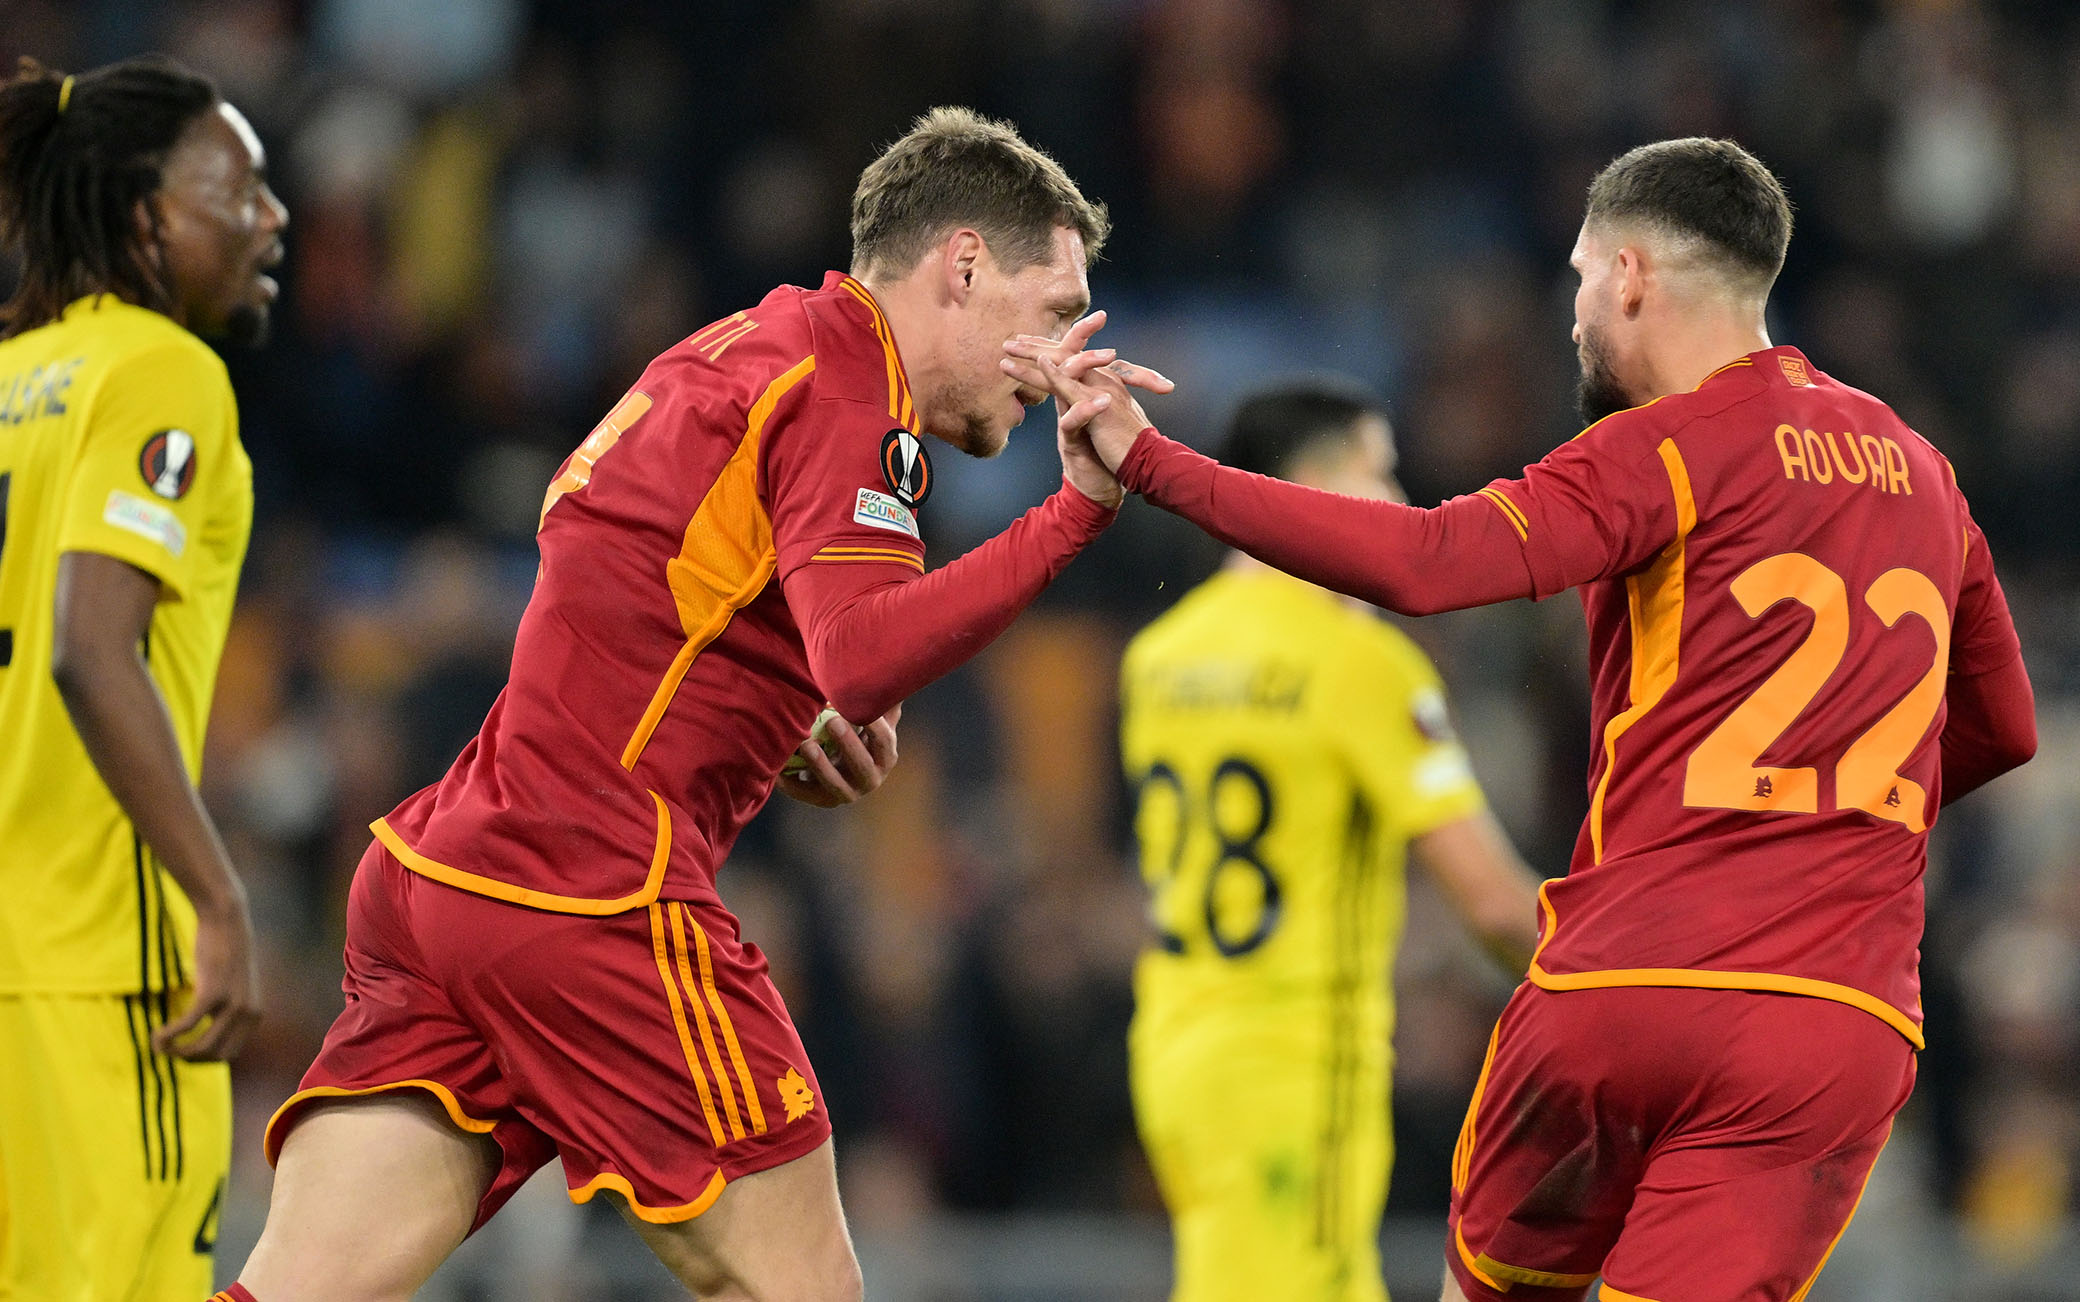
1584, 137, 1792, 293
1220, 378, 1390, 481
0, 55, 220, 338
850, 106, 1109, 278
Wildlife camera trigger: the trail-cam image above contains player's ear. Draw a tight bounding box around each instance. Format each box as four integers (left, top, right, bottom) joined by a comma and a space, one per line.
132, 196, 159, 259
1616, 245, 1648, 318
943, 228, 983, 305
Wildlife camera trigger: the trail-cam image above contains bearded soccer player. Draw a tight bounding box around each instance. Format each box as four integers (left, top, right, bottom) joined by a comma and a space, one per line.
0, 56, 288, 1299
229, 108, 1169, 1302
1010, 138, 2037, 1302
1122, 382, 1540, 1302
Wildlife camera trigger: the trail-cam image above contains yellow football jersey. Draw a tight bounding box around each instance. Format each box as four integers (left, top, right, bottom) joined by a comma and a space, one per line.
1122, 569, 1487, 1299
1122, 568, 1484, 1030
0, 296, 251, 993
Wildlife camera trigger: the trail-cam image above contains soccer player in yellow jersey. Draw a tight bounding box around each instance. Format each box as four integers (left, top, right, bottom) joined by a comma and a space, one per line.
1121, 383, 1542, 1302
0, 56, 287, 1298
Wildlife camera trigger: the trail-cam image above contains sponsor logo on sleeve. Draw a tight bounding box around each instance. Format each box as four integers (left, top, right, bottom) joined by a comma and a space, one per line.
880, 428, 932, 508
139, 429, 198, 500
104, 490, 187, 557
854, 486, 921, 539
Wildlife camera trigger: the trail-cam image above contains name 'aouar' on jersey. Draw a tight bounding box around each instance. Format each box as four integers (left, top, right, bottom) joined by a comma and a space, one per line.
1117, 347, 2034, 1047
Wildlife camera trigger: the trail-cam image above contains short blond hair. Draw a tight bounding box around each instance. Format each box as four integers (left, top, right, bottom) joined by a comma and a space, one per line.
850, 107, 1109, 278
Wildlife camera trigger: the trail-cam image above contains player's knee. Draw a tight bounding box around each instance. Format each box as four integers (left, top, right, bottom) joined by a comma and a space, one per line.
656, 1219, 860, 1302
679, 1252, 861, 1302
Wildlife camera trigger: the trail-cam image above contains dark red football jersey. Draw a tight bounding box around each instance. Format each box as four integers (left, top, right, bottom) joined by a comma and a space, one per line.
1480, 348, 2024, 1045
374, 273, 1112, 914
1120, 346, 2030, 1045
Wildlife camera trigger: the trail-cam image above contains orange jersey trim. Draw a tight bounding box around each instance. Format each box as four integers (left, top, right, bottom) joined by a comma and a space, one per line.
1525, 883, 1927, 1048
1453, 1225, 1507, 1292
1451, 1020, 1502, 1194
263, 1078, 498, 1165
1566, 356, 1750, 444
623, 354, 816, 770
649, 901, 728, 1145
1588, 439, 1696, 863
1477, 487, 1529, 541
1599, 1287, 1666, 1302
687, 906, 767, 1135
1474, 1244, 1600, 1291
570, 1168, 728, 1224
809, 544, 925, 572
370, 790, 674, 915
666, 902, 749, 1141
838, 276, 916, 428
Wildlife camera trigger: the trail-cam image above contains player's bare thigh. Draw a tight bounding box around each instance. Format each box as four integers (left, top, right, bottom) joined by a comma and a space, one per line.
239, 1093, 501, 1302
617, 1138, 862, 1302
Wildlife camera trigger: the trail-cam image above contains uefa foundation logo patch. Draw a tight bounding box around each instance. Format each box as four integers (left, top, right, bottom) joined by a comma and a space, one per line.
880, 429, 931, 509
853, 486, 920, 539
138, 429, 198, 500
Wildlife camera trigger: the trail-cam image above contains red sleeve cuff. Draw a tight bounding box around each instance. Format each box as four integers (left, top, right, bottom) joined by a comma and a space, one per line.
1117, 427, 1167, 496
1053, 476, 1120, 536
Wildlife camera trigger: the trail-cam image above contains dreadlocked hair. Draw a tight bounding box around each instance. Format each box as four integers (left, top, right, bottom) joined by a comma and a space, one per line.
0, 55, 219, 339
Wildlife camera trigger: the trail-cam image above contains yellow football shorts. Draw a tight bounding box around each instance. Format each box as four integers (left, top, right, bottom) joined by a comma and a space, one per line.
1131, 1027, 1393, 1302
0, 992, 230, 1300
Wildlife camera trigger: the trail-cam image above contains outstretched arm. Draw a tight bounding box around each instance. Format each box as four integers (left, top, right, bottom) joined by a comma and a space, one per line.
775, 314, 1172, 727
1003, 340, 1539, 614
782, 481, 1116, 724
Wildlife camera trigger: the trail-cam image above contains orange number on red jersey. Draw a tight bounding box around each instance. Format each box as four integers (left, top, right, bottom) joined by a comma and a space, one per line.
538, 390, 652, 530
1836, 568, 1949, 831
1683, 555, 1947, 831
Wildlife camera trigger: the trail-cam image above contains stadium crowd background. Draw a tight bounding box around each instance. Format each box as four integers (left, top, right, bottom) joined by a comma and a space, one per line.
7, 0, 2080, 1296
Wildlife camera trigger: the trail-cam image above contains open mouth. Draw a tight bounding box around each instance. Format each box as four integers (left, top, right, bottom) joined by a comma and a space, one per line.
254, 244, 285, 299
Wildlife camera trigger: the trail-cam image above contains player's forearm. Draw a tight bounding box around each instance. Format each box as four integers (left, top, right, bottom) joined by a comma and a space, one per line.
789, 481, 1115, 722
52, 648, 246, 918
1116, 429, 1535, 613
1939, 653, 2037, 804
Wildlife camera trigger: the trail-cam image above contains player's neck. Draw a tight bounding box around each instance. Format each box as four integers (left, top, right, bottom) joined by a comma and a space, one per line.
1643, 309, 1772, 400
853, 269, 942, 397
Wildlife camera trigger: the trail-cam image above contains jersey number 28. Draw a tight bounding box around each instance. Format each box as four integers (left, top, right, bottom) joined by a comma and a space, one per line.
1132, 756, 1282, 959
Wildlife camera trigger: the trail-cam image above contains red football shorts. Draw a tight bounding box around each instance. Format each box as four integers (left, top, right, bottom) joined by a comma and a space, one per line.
1447, 983, 1914, 1302
266, 840, 831, 1230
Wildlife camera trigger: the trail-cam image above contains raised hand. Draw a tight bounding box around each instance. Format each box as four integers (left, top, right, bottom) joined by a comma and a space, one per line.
1002, 314, 1167, 474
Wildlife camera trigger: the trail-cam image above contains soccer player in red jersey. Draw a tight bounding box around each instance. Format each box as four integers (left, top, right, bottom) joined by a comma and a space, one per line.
226, 108, 1171, 1302
1007, 138, 2037, 1302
